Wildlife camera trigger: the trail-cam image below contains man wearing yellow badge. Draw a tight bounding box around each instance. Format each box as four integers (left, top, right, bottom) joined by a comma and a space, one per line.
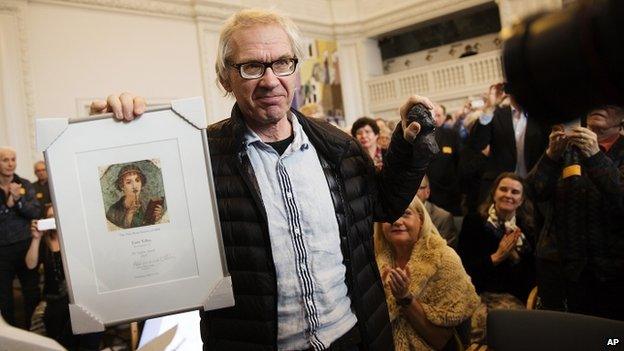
32, 161, 51, 213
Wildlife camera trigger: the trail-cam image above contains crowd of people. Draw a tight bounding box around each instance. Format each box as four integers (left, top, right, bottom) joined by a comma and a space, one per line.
350, 79, 624, 347
1, 7, 623, 351
0, 148, 103, 350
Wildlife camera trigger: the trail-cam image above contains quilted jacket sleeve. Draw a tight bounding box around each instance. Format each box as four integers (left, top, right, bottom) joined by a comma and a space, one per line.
373, 123, 436, 223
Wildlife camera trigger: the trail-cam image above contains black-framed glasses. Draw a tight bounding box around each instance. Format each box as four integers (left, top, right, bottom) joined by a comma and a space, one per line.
229, 58, 298, 79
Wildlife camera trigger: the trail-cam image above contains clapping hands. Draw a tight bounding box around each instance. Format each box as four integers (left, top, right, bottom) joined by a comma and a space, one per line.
385, 266, 411, 300
491, 228, 522, 265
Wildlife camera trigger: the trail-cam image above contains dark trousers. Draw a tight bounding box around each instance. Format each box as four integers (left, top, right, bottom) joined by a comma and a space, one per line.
537, 258, 624, 320
303, 325, 361, 351
536, 258, 566, 312
0, 239, 41, 328
477, 178, 494, 207
44, 296, 102, 351
565, 271, 624, 321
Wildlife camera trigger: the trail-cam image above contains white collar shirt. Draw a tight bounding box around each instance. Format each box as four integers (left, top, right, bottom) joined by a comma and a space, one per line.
243, 113, 357, 350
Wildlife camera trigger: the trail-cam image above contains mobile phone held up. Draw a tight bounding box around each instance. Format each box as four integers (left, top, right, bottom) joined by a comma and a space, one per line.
37, 218, 56, 231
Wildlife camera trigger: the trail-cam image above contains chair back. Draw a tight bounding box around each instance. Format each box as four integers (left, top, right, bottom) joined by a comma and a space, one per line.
487, 309, 624, 351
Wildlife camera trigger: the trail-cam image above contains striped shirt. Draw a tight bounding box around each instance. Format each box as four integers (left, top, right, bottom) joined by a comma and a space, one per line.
244, 114, 357, 350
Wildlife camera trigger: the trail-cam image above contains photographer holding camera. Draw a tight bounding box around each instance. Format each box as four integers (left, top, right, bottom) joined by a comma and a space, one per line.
526, 106, 624, 321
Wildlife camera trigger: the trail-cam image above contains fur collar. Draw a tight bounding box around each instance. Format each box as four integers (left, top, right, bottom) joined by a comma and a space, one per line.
377, 232, 447, 321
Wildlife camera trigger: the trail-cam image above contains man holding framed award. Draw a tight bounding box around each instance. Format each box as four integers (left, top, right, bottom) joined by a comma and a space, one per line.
90, 9, 437, 351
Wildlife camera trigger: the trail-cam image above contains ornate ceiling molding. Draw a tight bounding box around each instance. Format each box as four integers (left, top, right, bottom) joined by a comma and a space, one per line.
33, 0, 194, 18
194, 2, 334, 37
34, 0, 335, 38
29, 0, 496, 40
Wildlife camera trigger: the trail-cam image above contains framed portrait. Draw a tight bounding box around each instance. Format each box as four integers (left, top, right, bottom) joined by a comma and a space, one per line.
36, 97, 233, 334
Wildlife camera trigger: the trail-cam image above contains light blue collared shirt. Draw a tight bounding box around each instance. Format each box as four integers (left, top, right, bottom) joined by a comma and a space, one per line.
243, 113, 357, 350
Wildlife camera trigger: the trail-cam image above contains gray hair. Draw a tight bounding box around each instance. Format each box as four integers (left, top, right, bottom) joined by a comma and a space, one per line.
215, 8, 305, 94
0, 147, 16, 157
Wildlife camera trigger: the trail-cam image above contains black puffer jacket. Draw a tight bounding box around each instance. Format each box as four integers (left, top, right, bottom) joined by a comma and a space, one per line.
0, 174, 41, 246
200, 105, 433, 350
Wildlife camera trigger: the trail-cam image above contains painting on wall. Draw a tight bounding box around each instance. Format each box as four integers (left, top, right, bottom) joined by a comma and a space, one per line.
295, 39, 345, 127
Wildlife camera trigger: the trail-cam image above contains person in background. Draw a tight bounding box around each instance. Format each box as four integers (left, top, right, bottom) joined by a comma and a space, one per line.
427, 104, 462, 215
443, 115, 455, 130
378, 127, 392, 150
376, 117, 392, 150
458, 172, 535, 302
351, 116, 386, 170
375, 117, 388, 131
452, 102, 473, 146
457, 84, 506, 214
459, 44, 478, 58
438, 105, 454, 129
0, 147, 41, 329
374, 196, 479, 350
32, 161, 51, 213
374, 116, 392, 150
26, 205, 102, 350
468, 84, 548, 205
416, 175, 458, 250
457, 117, 488, 214
459, 172, 535, 344
526, 105, 624, 321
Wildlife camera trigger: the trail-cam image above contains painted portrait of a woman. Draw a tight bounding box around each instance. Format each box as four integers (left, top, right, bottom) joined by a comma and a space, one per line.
105, 164, 164, 229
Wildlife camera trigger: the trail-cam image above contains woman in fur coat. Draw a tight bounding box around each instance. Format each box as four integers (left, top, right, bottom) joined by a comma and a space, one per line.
374, 196, 480, 350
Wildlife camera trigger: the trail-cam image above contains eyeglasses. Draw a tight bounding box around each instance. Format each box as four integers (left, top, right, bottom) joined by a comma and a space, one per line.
230, 58, 298, 79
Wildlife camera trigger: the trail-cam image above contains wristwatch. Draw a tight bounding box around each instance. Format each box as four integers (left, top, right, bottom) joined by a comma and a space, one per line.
396, 294, 413, 306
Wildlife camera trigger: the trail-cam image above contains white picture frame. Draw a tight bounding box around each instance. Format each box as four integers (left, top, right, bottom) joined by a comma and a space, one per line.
35, 97, 234, 334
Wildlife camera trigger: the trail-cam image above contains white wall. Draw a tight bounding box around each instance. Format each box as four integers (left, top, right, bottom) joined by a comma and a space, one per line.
27, 2, 204, 118
1, 1, 34, 177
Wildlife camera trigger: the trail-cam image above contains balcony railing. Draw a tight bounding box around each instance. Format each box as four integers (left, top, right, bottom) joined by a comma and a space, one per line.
367, 50, 504, 113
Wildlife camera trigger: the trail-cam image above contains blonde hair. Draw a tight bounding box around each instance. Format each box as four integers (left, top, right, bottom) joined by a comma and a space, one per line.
299, 102, 324, 118
373, 195, 441, 256
215, 8, 305, 94
0, 146, 17, 161
0, 146, 16, 156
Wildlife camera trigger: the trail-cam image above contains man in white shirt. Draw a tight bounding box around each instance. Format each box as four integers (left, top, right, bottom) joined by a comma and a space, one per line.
468, 91, 548, 203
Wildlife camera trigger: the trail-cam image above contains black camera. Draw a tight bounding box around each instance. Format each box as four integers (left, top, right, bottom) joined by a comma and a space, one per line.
502, 0, 624, 124
406, 103, 436, 138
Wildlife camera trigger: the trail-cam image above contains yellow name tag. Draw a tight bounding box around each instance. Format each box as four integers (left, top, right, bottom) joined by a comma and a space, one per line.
19, 187, 26, 195
442, 146, 453, 154
36, 192, 43, 199
562, 164, 581, 179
